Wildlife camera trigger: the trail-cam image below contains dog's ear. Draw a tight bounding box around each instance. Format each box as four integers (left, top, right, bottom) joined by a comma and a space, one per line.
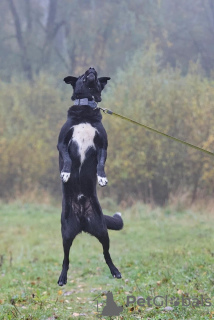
64, 76, 78, 88
98, 77, 111, 90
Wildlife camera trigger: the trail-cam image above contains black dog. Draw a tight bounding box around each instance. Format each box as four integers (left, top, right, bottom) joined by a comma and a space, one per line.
57, 67, 123, 286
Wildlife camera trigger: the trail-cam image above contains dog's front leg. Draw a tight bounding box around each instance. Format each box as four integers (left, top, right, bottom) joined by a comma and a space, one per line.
57, 124, 74, 183
96, 125, 108, 187
97, 148, 108, 187
58, 143, 72, 183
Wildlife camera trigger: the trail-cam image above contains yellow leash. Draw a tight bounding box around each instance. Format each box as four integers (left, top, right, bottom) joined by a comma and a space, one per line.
99, 107, 214, 157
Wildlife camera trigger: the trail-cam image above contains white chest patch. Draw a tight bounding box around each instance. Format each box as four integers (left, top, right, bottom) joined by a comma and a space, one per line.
72, 123, 97, 164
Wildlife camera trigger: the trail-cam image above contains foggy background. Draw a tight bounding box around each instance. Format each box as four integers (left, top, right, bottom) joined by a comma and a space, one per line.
1, 0, 214, 207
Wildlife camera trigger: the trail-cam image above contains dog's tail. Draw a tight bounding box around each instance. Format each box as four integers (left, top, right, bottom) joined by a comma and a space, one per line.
104, 212, 123, 231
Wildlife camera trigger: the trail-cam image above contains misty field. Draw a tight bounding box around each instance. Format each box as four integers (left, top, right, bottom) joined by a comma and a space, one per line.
0, 202, 213, 320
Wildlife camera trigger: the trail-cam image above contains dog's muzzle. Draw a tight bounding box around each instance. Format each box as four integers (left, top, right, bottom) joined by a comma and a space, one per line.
87, 73, 95, 81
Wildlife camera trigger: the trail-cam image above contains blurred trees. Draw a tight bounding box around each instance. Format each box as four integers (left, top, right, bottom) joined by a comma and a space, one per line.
158, 0, 214, 75
1, 48, 214, 204
1, 1, 214, 204
101, 47, 214, 205
1, 0, 214, 80
0, 76, 65, 199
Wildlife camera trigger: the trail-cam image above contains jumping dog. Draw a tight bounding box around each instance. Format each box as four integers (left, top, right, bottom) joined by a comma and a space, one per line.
57, 67, 123, 286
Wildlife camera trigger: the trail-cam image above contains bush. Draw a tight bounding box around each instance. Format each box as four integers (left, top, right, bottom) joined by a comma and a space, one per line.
1, 48, 214, 205
100, 46, 214, 204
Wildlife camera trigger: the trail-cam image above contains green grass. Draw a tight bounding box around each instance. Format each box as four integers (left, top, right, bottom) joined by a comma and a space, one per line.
0, 202, 213, 319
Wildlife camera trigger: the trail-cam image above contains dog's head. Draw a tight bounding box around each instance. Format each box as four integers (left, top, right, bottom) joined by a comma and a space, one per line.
64, 67, 110, 102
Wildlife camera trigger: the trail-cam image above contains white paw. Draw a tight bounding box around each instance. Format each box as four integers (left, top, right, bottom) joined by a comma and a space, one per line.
60, 172, 70, 183
97, 176, 108, 186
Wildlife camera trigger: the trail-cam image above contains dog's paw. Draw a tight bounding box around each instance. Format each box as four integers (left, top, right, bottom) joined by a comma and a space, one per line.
112, 269, 122, 279
113, 272, 122, 279
58, 274, 67, 286
60, 172, 71, 183
97, 175, 108, 187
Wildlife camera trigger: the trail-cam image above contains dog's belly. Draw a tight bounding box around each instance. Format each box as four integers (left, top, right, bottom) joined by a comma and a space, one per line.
70, 123, 97, 165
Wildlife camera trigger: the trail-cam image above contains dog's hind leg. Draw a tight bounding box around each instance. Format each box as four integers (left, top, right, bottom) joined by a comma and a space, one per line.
84, 197, 122, 279
58, 236, 75, 286
58, 201, 80, 286
97, 232, 122, 279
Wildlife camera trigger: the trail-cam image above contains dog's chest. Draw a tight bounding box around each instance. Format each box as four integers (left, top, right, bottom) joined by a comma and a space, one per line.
72, 123, 97, 164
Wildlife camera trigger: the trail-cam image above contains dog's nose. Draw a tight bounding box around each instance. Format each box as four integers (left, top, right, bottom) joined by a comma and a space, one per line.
89, 66, 95, 71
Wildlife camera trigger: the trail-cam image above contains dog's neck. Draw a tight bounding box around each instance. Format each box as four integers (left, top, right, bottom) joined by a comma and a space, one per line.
73, 98, 97, 109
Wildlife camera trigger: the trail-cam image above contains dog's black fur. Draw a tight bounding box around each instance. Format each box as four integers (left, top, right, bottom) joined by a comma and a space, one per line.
57, 68, 123, 286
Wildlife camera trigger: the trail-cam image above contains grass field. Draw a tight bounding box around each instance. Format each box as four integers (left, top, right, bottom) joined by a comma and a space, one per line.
0, 202, 213, 320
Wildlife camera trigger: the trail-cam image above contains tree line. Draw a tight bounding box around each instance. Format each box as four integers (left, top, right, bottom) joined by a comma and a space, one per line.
1, 0, 214, 80
1, 47, 214, 205
1, 1, 214, 205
